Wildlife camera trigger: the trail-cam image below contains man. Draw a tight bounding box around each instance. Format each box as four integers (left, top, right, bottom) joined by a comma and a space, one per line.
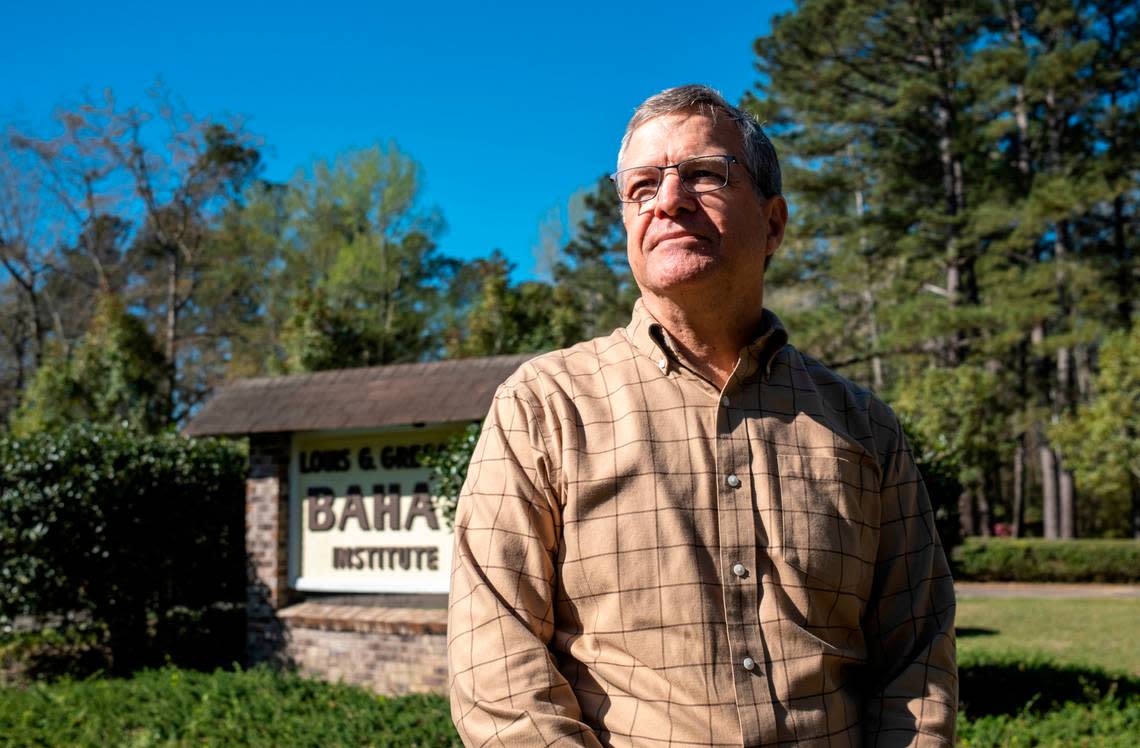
448, 85, 957, 746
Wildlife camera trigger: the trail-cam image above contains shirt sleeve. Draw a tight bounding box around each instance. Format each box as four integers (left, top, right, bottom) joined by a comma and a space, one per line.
861, 412, 958, 747
447, 381, 603, 747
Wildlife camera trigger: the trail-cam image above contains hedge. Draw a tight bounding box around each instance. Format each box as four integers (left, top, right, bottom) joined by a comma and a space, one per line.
2, 662, 1139, 747
0, 665, 460, 746
953, 537, 1140, 583
0, 423, 247, 675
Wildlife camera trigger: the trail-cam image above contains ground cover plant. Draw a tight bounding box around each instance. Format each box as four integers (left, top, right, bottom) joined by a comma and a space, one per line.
954, 597, 1140, 746
3, 597, 1139, 746
0, 665, 459, 747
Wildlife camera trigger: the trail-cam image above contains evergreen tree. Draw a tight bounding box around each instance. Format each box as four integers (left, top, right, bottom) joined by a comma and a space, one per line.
749, 0, 1139, 538
10, 294, 170, 435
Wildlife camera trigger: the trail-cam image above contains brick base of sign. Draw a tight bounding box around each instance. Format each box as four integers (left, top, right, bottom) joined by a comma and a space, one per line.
244, 433, 450, 696
272, 603, 449, 695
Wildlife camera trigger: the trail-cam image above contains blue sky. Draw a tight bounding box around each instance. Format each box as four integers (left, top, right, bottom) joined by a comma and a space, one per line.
1, 0, 793, 280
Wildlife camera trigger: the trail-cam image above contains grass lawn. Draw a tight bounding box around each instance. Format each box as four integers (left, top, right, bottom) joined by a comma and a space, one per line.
956, 597, 1140, 676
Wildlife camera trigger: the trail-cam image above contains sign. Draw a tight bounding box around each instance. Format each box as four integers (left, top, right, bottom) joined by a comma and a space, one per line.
291, 427, 459, 593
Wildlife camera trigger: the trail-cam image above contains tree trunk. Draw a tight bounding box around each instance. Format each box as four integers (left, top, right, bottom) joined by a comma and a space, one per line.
165, 247, 179, 418
1059, 465, 1076, 538
976, 480, 992, 537
851, 172, 885, 391
959, 489, 976, 537
1132, 474, 1140, 540
1115, 195, 1133, 328
1040, 444, 1059, 538
1012, 436, 1026, 537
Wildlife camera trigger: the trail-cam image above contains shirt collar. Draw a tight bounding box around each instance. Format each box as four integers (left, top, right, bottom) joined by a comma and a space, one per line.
624, 297, 789, 381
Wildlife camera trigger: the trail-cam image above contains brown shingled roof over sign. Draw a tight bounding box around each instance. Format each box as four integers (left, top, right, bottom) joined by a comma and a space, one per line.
183, 353, 537, 437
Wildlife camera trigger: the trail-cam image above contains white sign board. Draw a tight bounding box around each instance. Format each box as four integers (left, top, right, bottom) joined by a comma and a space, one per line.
291, 427, 459, 594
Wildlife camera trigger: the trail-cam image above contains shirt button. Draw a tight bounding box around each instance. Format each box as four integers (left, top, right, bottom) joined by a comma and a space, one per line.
726, 474, 741, 488
743, 657, 756, 671
721, 395, 730, 407
658, 358, 667, 371
732, 563, 747, 578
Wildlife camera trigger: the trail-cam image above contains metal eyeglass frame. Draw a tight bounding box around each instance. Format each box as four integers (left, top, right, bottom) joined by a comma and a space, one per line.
609, 154, 746, 204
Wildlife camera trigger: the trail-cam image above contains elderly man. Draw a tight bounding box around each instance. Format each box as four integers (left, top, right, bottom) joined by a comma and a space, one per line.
448, 84, 957, 746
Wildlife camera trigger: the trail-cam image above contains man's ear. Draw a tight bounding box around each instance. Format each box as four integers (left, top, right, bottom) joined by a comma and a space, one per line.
764, 195, 788, 257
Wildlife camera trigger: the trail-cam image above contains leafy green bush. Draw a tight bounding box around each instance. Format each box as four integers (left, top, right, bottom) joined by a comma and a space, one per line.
422, 421, 481, 528
953, 538, 1140, 583
957, 650, 1140, 746
0, 666, 460, 747
0, 423, 246, 674
3, 660, 1140, 747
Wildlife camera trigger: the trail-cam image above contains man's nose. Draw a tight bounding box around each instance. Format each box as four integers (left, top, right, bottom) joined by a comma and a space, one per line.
651, 171, 696, 216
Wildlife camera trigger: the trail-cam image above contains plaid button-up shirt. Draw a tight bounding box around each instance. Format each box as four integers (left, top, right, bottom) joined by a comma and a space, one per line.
448, 300, 957, 747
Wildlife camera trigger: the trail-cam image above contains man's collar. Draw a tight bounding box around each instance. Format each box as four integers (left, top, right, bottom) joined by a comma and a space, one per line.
624, 298, 789, 381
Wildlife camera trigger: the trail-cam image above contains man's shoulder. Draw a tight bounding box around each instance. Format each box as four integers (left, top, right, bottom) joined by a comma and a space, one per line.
777, 344, 903, 447
498, 327, 637, 398
787, 346, 876, 400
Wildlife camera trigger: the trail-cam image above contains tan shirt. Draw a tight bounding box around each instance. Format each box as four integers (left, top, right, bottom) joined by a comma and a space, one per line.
448, 300, 957, 747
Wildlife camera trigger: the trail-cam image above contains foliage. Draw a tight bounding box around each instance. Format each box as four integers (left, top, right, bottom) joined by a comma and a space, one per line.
274, 144, 455, 371
956, 653, 1140, 747
1051, 326, 1140, 537
749, 0, 1140, 539
953, 538, 1140, 583
0, 665, 460, 747
443, 252, 565, 358
9, 295, 170, 435
550, 175, 636, 342
899, 413, 963, 552
0, 423, 246, 674
954, 604, 1140, 746
442, 175, 632, 359
5, 89, 264, 424
5, 647, 1140, 745
422, 421, 482, 528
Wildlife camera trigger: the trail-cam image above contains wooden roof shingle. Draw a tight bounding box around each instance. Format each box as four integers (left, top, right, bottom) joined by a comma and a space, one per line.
183, 353, 536, 437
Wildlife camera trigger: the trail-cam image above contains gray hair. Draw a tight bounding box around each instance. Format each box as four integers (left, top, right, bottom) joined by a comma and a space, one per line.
617, 84, 782, 198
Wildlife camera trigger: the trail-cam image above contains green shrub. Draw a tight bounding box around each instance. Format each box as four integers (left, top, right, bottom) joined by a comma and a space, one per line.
421, 421, 481, 528
0, 423, 247, 675
3, 661, 1140, 746
953, 538, 1140, 583
957, 650, 1140, 746
0, 666, 461, 746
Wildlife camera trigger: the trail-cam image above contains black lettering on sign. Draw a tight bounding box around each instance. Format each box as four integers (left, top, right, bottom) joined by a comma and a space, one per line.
405, 482, 440, 531
307, 487, 336, 531
299, 449, 352, 473
338, 485, 369, 531
329, 545, 442, 571
372, 483, 401, 531
333, 547, 352, 568
378, 444, 432, 469
358, 447, 376, 470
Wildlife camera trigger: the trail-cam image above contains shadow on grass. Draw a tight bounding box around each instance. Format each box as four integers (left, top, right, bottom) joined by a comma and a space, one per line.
955, 626, 997, 638
961, 659, 1140, 717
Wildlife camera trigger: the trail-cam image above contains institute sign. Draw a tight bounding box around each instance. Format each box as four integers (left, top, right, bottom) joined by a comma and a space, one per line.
291, 427, 460, 594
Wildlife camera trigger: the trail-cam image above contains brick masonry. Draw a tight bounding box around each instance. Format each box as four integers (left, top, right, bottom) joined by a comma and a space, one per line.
279, 603, 448, 694
245, 433, 449, 695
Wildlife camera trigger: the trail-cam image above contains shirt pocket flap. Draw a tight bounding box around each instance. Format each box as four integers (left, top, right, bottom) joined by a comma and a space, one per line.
774, 454, 879, 593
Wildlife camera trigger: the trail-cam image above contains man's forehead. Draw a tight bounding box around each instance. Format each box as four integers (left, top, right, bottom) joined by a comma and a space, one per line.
621, 111, 741, 165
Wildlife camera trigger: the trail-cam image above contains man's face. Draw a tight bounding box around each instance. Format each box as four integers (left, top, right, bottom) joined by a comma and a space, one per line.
619, 112, 785, 308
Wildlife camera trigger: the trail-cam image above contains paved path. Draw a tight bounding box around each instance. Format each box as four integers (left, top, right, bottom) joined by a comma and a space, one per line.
956, 582, 1140, 598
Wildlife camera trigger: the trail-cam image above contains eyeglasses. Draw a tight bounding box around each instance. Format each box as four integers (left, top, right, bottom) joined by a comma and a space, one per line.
610, 154, 744, 204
